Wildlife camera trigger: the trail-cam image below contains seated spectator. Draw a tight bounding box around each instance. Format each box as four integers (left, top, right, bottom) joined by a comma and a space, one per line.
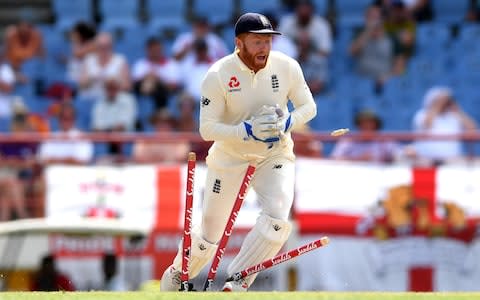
375, 0, 433, 22
176, 94, 197, 132
4, 20, 44, 71
31, 254, 75, 291
133, 109, 190, 163
413, 87, 477, 164
179, 38, 214, 104
292, 124, 323, 158
331, 110, 402, 163
172, 16, 228, 63
350, 5, 401, 84
0, 100, 40, 221
297, 30, 328, 95
67, 22, 97, 83
38, 103, 93, 165
92, 78, 137, 156
78, 32, 131, 100
100, 253, 127, 291
279, 0, 332, 58
383, 0, 416, 72
0, 52, 16, 119
264, 12, 298, 59
132, 38, 181, 109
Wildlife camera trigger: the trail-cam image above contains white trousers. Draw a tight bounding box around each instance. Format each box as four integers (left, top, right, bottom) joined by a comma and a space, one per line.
201, 154, 295, 244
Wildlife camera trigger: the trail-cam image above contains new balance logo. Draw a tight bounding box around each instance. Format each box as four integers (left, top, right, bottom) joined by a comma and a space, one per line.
273, 224, 281, 231
199, 244, 206, 251
273, 164, 282, 169
201, 96, 210, 107
271, 74, 279, 92
213, 179, 221, 194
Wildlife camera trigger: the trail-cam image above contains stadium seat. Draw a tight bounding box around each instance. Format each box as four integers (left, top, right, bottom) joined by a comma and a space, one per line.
240, 0, 282, 14
406, 57, 447, 87
100, 0, 140, 30
415, 23, 451, 54
192, 0, 234, 26
53, 0, 93, 31
457, 24, 480, 55
334, 0, 371, 28
432, 0, 469, 25
74, 96, 96, 130
0, 118, 11, 132
147, 0, 188, 35
312, 0, 329, 16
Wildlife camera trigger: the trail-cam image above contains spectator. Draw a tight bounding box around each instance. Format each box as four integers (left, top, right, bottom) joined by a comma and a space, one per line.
292, 124, 323, 157
31, 254, 75, 291
331, 110, 402, 163
350, 5, 401, 84
297, 30, 328, 95
375, 0, 433, 22
172, 16, 228, 63
176, 94, 197, 132
132, 38, 181, 109
4, 20, 44, 71
412, 87, 477, 164
279, 0, 332, 58
78, 32, 131, 100
38, 103, 93, 165
383, 0, 416, 72
264, 12, 298, 59
67, 22, 97, 83
100, 253, 127, 291
179, 38, 214, 104
0, 52, 16, 119
0, 100, 40, 221
92, 78, 137, 156
133, 109, 190, 163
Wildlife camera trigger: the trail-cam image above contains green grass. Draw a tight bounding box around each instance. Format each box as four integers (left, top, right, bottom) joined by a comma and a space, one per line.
1, 292, 480, 300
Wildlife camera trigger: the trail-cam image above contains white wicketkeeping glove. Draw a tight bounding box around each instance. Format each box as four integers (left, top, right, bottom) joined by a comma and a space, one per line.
243, 106, 281, 143
274, 106, 293, 134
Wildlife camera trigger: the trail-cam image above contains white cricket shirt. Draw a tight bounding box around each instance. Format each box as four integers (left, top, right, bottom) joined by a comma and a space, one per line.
199, 50, 316, 165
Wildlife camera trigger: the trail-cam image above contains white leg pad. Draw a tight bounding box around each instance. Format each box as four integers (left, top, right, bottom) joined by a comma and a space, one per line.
172, 227, 218, 278
227, 214, 292, 286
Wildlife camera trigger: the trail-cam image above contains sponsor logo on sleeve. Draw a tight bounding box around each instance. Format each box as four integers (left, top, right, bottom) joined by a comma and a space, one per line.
201, 96, 211, 107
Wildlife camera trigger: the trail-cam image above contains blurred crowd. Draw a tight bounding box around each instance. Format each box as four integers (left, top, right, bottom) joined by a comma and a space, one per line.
0, 0, 479, 222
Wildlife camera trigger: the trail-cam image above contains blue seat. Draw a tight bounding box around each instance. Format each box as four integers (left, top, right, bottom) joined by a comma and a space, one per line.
312, 0, 329, 16
406, 57, 447, 86
240, 0, 282, 14
100, 0, 140, 30
432, 0, 469, 25
452, 54, 480, 84
0, 118, 11, 132
147, 0, 188, 34
457, 24, 480, 55
74, 97, 95, 130
193, 0, 234, 25
334, 0, 371, 27
53, 0, 93, 31
415, 23, 451, 54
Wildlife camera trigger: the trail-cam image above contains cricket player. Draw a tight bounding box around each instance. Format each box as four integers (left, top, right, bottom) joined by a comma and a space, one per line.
161, 12, 317, 292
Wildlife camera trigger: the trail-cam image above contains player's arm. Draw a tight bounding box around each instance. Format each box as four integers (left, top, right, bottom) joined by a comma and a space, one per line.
199, 71, 279, 143
277, 60, 317, 133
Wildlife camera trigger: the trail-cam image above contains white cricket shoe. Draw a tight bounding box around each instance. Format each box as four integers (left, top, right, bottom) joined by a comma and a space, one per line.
160, 265, 181, 291
222, 278, 248, 292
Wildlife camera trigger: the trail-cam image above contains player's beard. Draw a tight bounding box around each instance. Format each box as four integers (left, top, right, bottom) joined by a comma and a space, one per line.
239, 44, 269, 72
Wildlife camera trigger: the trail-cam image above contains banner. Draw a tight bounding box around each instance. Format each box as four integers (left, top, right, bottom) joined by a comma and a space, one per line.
43, 160, 480, 291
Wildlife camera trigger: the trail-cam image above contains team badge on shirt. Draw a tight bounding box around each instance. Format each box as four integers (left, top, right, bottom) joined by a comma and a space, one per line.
271, 74, 279, 92
228, 76, 241, 92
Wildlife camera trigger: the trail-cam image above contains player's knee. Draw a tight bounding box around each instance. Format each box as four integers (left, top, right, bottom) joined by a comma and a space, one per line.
256, 214, 292, 244
201, 214, 225, 243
